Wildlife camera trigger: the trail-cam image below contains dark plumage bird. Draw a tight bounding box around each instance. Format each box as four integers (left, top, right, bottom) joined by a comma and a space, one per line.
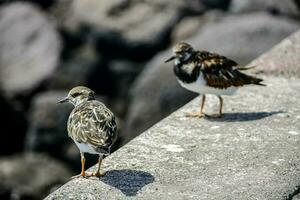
165, 42, 265, 118
58, 86, 117, 178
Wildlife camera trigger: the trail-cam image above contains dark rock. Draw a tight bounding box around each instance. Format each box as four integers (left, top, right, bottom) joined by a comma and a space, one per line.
295, 0, 300, 10
109, 60, 144, 98
50, 47, 143, 98
25, 0, 56, 9
24, 91, 73, 161
49, 43, 100, 90
0, 153, 71, 200
201, 0, 231, 10
230, 0, 299, 16
0, 2, 61, 98
51, 0, 205, 61
0, 95, 27, 155
50, 58, 99, 91
86, 60, 116, 96
0, 0, 56, 9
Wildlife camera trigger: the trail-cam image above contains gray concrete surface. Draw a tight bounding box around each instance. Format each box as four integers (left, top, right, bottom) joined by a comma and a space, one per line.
46, 76, 300, 200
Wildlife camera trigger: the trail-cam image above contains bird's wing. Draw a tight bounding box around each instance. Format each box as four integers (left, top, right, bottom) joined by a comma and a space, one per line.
196, 51, 263, 89
68, 102, 117, 149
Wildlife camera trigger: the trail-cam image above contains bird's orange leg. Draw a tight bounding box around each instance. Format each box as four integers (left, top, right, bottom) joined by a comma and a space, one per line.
71, 153, 90, 179
92, 155, 105, 177
187, 94, 206, 118
219, 96, 223, 116
209, 96, 223, 118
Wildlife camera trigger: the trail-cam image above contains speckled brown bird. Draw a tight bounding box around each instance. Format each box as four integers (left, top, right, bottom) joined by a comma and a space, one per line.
58, 86, 117, 178
165, 42, 265, 118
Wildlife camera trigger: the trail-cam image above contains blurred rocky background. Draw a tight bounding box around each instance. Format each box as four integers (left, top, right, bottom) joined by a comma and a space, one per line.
0, 0, 299, 199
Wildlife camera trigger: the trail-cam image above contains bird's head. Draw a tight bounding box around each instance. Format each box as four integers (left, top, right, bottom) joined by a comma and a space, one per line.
58, 86, 95, 106
165, 42, 194, 63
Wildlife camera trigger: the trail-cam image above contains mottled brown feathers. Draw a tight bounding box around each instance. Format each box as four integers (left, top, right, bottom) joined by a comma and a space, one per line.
197, 51, 264, 89
173, 42, 193, 54
67, 100, 117, 153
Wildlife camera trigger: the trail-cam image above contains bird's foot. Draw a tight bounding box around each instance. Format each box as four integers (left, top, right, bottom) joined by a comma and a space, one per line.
71, 172, 92, 179
186, 112, 206, 118
91, 171, 106, 177
207, 113, 222, 118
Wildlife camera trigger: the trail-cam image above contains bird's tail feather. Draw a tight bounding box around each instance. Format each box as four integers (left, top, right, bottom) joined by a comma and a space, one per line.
253, 78, 266, 86
236, 65, 256, 71
237, 70, 266, 86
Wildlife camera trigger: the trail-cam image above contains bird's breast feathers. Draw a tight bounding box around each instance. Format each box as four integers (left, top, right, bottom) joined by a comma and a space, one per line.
177, 72, 238, 95
181, 62, 197, 75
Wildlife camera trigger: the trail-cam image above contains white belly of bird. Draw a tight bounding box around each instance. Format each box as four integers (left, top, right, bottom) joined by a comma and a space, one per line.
74, 141, 99, 154
177, 73, 237, 95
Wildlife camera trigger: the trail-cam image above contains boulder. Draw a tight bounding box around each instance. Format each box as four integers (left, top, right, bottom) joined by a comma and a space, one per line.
108, 59, 144, 99
295, 0, 300, 10
0, 0, 56, 9
0, 95, 27, 155
0, 2, 61, 98
0, 153, 71, 200
49, 43, 101, 90
123, 12, 299, 144
230, 0, 299, 16
173, 12, 299, 64
186, 12, 299, 64
24, 91, 74, 162
51, 0, 204, 61
171, 10, 224, 42
201, 0, 231, 10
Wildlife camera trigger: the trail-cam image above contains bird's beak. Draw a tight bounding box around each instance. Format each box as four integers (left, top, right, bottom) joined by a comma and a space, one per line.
57, 97, 69, 104
164, 56, 176, 63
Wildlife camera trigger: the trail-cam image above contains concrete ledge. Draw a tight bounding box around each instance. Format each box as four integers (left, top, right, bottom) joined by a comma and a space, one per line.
46, 77, 300, 200
46, 30, 300, 199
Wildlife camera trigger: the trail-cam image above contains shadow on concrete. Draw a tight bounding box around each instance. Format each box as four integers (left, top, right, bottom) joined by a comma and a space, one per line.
100, 169, 154, 196
206, 111, 283, 122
